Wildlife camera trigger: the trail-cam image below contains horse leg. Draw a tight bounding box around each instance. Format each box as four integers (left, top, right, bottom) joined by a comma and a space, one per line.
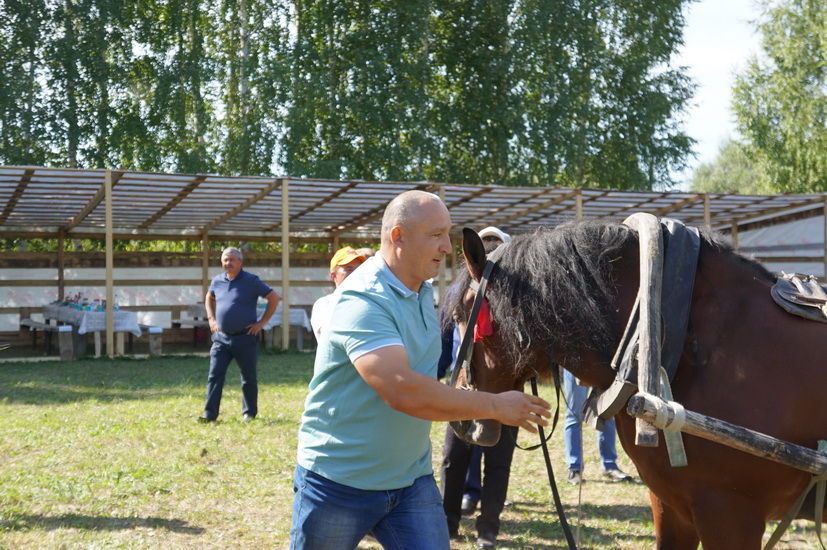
691, 495, 765, 550
649, 490, 699, 550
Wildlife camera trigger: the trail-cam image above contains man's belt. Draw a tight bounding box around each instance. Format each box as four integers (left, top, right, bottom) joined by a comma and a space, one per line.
220, 329, 249, 336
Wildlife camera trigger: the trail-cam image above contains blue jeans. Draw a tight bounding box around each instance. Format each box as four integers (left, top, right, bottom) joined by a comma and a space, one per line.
563, 369, 618, 471
290, 465, 450, 550
203, 332, 258, 419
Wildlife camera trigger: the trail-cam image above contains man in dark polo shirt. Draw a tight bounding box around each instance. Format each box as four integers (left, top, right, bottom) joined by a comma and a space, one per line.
199, 246, 280, 423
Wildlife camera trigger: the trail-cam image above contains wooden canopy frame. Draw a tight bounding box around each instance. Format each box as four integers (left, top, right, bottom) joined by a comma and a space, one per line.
2, 166, 826, 356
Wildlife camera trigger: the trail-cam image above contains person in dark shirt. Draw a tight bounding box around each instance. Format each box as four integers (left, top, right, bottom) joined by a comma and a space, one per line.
198, 247, 280, 423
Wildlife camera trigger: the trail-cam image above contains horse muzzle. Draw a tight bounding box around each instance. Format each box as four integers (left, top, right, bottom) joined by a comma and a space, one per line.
449, 419, 502, 446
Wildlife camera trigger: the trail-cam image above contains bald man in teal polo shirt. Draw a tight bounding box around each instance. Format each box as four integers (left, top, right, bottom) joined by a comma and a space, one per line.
290, 191, 552, 549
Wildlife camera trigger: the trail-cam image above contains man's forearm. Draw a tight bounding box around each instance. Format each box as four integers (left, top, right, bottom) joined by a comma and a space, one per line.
258, 292, 280, 325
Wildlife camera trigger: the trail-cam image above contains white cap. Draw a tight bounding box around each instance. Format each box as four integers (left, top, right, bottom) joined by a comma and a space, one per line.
478, 226, 511, 243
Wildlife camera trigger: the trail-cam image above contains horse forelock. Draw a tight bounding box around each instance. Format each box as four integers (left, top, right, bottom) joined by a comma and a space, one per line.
442, 220, 635, 371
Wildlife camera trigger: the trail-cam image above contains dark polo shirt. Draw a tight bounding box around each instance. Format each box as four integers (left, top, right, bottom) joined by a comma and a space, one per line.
209, 269, 273, 334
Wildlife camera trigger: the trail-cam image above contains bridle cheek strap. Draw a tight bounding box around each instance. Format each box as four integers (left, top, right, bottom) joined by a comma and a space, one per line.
450, 259, 496, 390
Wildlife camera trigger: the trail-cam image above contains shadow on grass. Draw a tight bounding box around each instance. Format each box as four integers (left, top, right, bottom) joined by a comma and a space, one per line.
493, 502, 654, 549
0, 512, 204, 534
0, 352, 314, 405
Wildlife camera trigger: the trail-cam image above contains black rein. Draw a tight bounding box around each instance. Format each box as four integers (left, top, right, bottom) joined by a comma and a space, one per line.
449, 258, 578, 550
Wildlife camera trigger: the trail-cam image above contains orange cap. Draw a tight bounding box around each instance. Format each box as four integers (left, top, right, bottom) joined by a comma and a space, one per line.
329, 247, 367, 272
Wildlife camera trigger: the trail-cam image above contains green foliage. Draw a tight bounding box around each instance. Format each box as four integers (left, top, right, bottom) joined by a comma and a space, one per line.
283, 0, 696, 189
732, 0, 826, 192
690, 139, 772, 194
0, 0, 695, 189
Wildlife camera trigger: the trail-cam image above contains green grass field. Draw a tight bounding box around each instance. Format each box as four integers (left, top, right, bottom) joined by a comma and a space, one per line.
0, 352, 817, 549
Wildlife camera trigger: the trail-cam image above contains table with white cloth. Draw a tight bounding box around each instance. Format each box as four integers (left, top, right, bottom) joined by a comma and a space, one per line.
186, 303, 312, 350
43, 303, 141, 356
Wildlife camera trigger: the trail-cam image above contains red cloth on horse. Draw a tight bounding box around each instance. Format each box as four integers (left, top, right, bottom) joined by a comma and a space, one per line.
474, 299, 494, 341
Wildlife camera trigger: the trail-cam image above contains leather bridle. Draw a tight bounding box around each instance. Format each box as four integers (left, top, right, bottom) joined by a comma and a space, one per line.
449, 259, 495, 391
448, 254, 579, 550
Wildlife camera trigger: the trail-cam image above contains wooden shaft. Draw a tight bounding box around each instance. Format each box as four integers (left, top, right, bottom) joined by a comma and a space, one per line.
627, 393, 827, 475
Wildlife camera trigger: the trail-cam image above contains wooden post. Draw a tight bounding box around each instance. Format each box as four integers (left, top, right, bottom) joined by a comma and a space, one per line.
58, 325, 73, 361
575, 188, 583, 220
57, 230, 65, 301
627, 392, 827, 475
450, 241, 458, 281
116, 332, 125, 355
703, 194, 711, 231
104, 170, 115, 358
731, 222, 739, 251
622, 213, 663, 447
437, 184, 446, 304
201, 232, 210, 299
281, 178, 290, 350
823, 197, 827, 282
148, 326, 163, 356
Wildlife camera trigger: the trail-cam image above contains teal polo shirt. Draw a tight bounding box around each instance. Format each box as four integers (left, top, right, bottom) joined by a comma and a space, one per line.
296, 254, 441, 490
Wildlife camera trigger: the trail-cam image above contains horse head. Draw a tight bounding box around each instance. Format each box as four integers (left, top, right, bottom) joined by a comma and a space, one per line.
446, 228, 548, 446
444, 224, 639, 445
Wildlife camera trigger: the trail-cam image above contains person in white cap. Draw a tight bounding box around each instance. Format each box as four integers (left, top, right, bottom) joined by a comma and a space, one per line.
477, 226, 512, 245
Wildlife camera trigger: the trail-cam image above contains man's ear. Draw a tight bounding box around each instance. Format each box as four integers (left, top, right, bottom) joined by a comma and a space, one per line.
462, 227, 487, 282
329, 272, 336, 283
390, 225, 403, 246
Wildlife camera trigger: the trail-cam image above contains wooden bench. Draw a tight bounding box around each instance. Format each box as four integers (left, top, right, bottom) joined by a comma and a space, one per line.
138, 324, 163, 356
20, 318, 74, 359
171, 313, 209, 346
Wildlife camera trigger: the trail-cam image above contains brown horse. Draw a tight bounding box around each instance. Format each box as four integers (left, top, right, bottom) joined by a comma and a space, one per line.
443, 220, 827, 550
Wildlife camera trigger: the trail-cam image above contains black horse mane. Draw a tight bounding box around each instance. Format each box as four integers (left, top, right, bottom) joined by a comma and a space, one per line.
442, 219, 774, 371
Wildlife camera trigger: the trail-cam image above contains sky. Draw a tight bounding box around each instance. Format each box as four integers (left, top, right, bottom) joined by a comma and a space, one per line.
672, 0, 763, 190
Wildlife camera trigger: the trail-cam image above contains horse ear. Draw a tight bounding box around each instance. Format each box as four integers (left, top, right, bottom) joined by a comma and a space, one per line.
462, 227, 486, 282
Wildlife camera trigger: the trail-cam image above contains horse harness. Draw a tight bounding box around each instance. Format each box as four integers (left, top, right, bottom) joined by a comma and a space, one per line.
451, 256, 580, 550
453, 220, 827, 550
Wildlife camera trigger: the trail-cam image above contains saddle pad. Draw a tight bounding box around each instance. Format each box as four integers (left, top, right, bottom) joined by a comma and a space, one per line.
771, 273, 827, 323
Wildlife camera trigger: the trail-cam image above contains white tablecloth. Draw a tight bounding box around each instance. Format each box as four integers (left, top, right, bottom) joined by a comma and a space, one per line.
186, 303, 311, 332
43, 304, 142, 337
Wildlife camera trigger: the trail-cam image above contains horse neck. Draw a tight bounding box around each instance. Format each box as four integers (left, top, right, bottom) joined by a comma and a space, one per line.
556, 240, 640, 389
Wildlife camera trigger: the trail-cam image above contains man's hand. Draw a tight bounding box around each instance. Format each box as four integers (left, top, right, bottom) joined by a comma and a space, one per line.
246, 320, 266, 336
208, 318, 219, 333
489, 391, 551, 433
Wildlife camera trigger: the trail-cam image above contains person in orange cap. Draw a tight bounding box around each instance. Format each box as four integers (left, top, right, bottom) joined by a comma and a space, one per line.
310, 246, 367, 339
